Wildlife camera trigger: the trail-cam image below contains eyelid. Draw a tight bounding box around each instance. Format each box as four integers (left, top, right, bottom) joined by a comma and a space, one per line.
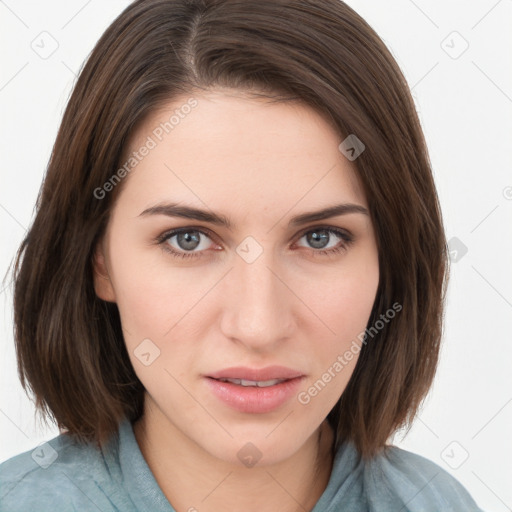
293, 224, 353, 241
155, 224, 354, 258
155, 225, 220, 245
156, 224, 353, 242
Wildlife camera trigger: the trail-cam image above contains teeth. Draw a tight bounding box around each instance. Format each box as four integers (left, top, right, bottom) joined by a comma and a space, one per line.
219, 378, 285, 387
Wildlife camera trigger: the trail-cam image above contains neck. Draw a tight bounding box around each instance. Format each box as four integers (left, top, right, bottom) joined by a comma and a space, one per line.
133, 406, 335, 512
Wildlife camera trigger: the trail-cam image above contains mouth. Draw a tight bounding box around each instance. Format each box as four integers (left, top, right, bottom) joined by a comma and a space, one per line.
204, 366, 305, 413
207, 365, 304, 382
213, 377, 288, 387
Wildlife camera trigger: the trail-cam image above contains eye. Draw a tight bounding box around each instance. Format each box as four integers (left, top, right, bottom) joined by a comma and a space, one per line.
294, 227, 354, 256
156, 228, 218, 259
156, 225, 354, 260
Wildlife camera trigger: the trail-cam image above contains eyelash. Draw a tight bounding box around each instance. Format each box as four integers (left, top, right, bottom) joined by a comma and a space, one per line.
155, 226, 354, 260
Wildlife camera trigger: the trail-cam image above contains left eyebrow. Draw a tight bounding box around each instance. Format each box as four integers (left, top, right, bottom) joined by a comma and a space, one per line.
288, 203, 369, 226
138, 202, 369, 229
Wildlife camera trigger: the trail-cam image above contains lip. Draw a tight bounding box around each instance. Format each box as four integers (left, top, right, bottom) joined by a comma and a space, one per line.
204, 366, 305, 414
207, 365, 304, 381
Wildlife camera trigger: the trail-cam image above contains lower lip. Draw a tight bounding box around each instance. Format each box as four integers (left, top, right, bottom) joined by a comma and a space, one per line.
205, 376, 304, 413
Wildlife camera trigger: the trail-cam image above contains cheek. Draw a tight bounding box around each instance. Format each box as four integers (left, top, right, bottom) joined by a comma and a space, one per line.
107, 236, 208, 337
300, 257, 379, 340
295, 267, 379, 412
108, 217, 379, 350
295, 251, 379, 394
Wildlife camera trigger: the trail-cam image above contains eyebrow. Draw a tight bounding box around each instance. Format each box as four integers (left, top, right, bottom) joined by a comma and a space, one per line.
138, 202, 369, 229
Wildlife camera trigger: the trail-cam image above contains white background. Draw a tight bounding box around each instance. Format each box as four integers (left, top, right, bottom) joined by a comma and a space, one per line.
1, 1, 511, 511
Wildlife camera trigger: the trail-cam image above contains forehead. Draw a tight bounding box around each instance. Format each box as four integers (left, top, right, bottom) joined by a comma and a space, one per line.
118, 90, 367, 215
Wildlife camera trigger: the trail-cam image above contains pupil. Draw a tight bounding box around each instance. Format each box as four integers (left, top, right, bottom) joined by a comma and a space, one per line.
177, 231, 200, 250
308, 230, 329, 249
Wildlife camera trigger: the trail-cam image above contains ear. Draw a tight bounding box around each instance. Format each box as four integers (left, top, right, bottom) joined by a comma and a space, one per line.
92, 240, 116, 302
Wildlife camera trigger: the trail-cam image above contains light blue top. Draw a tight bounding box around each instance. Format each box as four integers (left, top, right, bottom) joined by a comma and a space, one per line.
0, 418, 484, 511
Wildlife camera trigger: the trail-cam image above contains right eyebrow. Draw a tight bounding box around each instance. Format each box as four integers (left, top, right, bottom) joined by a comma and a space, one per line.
138, 203, 232, 229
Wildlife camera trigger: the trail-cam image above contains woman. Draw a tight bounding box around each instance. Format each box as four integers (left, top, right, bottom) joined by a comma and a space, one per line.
0, 0, 484, 510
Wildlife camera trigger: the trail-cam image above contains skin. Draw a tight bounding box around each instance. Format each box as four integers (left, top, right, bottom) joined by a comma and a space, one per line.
93, 88, 380, 512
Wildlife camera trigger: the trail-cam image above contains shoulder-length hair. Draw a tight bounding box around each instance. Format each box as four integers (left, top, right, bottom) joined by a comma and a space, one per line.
11, 0, 448, 458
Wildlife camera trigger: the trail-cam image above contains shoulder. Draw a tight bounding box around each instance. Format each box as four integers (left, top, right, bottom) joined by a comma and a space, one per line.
0, 430, 122, 512
364, 444, 485, 511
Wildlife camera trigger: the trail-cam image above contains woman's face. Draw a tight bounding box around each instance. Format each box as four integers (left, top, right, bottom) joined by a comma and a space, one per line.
94, 89, 379, 465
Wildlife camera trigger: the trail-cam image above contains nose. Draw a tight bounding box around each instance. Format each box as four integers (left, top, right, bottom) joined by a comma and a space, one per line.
219, 247, 295, 352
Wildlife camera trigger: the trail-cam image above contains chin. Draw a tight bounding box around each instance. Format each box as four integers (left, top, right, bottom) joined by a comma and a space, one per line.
201, 425, 315, 468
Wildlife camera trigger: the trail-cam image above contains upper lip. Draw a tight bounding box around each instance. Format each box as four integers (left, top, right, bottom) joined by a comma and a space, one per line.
206, 366, 304, 381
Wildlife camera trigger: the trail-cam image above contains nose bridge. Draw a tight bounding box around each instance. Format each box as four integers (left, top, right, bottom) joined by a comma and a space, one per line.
220, 246, 293, 346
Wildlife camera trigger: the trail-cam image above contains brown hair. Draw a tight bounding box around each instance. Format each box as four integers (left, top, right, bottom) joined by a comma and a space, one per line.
11, 0, 448, 458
